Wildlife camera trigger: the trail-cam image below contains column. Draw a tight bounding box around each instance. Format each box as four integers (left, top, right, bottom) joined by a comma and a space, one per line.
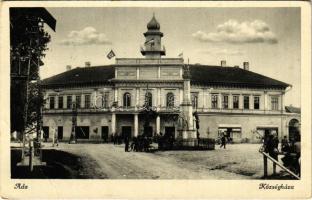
115, 67, 118, 79
158, 66, 161, 79
229, 94, 233, 109
207, 91, 211, 109
55, 95, 59, 109
135, 88, 140, 110
202, 88, 206, 108
134, 114, 138, 137
64, 95, 67, 109
111, 113, 116, 136
157, 88, 161, 108
179, 89, 183, 104
114, 88, 118, 105
136, 67, 139, 80
184, 80, 191, 103
249, 95, 253, 110
93, 90, 97, 107
156, 115, 160, 135
239, 95, 243, 109
81, 94, 85, 108
218, 93, 222, 109
264, 91, 268, 111
281, 92, 285, 113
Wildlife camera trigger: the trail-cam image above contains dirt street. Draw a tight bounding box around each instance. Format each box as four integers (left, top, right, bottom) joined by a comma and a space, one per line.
42, 143, 279, 179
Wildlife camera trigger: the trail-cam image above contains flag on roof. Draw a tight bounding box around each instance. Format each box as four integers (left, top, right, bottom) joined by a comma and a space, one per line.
107, 50, 115, 59
178, 52, 183, 58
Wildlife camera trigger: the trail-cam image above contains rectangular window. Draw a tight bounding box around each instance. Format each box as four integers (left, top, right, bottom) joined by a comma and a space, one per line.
191, 93, 198, 109
85, 94, 91, 108
233, 95, 239, 109
67, 95, 72, 109
244, 96, 249, 109
222, 95, 228, 109
211, 94, 218, 108
254, 96, 260, 110
271, 96, 279, 110
102, 92, 109, 108
76, 95, 81, 108
49, 96, 55, 109
58, 96, 63, 109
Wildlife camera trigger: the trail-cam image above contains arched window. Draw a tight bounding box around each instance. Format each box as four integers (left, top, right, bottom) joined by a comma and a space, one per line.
145, 92, 153, 107
166, 92, 174, 108
123, 92, 131, 107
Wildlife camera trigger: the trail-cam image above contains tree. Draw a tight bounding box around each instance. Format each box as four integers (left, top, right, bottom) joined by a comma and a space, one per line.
10, 8, 56, 134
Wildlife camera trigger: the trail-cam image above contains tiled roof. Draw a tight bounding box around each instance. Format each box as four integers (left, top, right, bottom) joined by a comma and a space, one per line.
41, 64, 290, 89
190, 65, 290, 88
41, 65, 115, 88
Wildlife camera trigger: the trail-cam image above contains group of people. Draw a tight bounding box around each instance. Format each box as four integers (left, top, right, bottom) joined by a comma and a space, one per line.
264, 133, 301, 176
111, 135, 123, 145
280, 135, 301, 176
157, 132, 174, 150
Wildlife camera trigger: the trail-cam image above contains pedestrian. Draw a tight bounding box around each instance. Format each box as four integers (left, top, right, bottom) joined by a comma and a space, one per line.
113, 135, 116, 145
293, 133, 301, 176
124, 136, 129, 152
281, 136, 290, 152
265, 133, 279, 175
220, 133, 226, 149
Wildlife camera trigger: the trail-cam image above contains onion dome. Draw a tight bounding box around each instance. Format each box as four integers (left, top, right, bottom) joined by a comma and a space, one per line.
147, 14, 160, 30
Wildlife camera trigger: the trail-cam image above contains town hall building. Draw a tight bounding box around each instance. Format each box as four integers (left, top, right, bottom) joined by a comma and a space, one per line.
41, 15, 300, 143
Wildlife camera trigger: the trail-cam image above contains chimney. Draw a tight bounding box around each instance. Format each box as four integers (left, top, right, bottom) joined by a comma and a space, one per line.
243, 62, 249, 70
66, 65, 72, 71
85, 61, 91, 67
221, 60, 226, 67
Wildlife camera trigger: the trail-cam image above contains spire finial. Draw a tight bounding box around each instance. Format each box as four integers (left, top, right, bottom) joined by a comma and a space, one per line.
153, 12, 155, 18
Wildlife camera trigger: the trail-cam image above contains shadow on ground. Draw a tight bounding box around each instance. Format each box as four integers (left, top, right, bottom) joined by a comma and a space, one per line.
11, 148, 106, 179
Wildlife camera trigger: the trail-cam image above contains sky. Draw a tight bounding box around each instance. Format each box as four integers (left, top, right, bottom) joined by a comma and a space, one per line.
42, 7, 301, 107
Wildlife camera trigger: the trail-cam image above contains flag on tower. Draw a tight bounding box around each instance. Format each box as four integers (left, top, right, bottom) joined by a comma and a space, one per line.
107, 50, 115, 59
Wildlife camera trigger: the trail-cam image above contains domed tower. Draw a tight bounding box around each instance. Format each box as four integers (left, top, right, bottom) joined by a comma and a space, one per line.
141, 14, 166, 58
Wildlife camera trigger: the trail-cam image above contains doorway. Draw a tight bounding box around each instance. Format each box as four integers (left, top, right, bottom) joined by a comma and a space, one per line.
101, 126, 109, 142
165, 127, 175, 138
122, 126, 132, 139
288, 119, 300, 142
75, 126, 89, 139
42, 126, 49, 141
57, 126, 63, 140
144, 126, 153, 137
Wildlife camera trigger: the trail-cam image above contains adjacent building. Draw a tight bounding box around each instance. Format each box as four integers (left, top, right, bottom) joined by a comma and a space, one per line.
41, 15, 300, 143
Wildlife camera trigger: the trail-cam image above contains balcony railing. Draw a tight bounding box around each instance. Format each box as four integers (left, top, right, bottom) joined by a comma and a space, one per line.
43, 107, 283, 115
116, 57, 183, 65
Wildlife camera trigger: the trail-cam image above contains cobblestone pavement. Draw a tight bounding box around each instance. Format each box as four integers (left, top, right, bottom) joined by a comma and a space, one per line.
31, 142, 282, 179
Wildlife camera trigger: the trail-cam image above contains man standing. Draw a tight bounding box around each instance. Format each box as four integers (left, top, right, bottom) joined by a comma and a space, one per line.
220, 133, 226, 149
124, 136, 129, 152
